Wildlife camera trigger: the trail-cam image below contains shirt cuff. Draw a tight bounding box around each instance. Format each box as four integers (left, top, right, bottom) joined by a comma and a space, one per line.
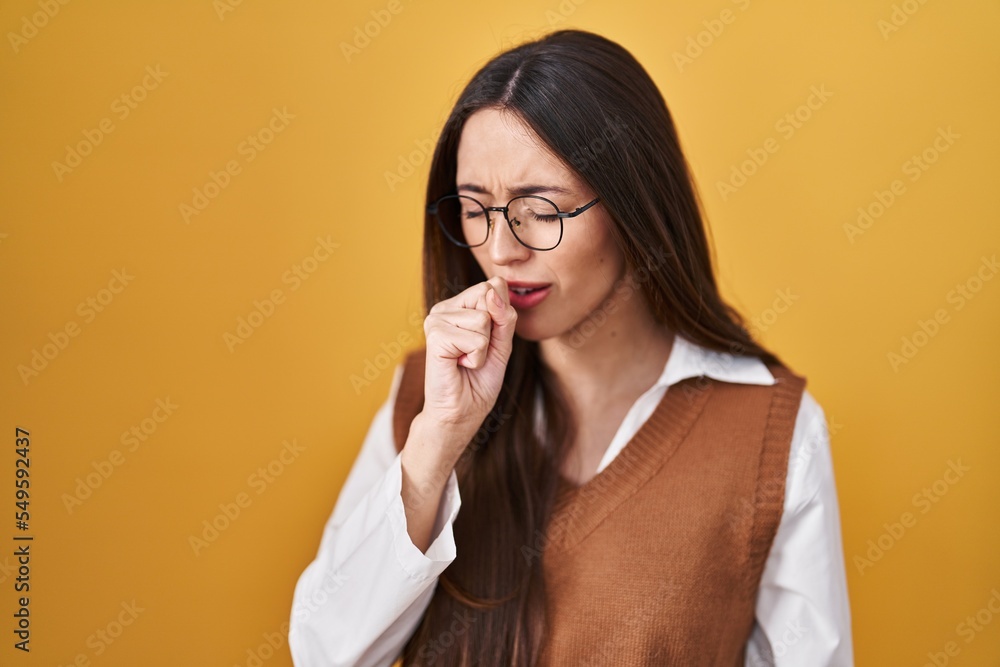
382, 451, 461, 579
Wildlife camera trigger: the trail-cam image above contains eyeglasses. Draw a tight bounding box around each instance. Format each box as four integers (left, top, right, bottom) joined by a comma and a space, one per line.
427, 193, 601, 251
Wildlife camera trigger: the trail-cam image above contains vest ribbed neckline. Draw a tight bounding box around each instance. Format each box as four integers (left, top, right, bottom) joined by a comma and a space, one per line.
547, 378, 715, 554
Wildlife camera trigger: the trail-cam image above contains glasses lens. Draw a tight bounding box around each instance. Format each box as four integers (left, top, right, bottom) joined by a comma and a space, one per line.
435, 195, 488, 247
508, 196, 561, 250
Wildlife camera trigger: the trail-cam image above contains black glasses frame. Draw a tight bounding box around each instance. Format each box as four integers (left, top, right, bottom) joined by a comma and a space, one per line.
427, 193, 601, 251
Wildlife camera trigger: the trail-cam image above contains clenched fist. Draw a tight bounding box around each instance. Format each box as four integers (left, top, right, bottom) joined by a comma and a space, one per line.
397, 276, 517, 553
419, 275, 518, 453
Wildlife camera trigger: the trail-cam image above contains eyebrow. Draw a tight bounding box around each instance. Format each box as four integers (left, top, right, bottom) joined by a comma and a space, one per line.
456, 183, 573, 197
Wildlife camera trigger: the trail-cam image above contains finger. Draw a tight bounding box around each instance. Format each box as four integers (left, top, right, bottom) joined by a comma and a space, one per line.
448, 280, 497, 311
428, 312, 492, 367
425, 309, 493, 338
426, 321, 490, 368
484, 278, 516, 348
486, 276, 510, 308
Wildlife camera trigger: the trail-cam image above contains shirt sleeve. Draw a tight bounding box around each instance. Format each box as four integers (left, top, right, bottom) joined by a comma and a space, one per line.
745, 389, 855, 666
289, 362, 463, 667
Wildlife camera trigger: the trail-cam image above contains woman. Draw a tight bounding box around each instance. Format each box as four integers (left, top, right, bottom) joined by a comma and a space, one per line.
290, 29, 852, 666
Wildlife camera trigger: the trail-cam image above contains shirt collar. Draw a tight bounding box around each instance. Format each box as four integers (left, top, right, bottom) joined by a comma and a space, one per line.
656, 331, 776, 388
531, 331, 775, 434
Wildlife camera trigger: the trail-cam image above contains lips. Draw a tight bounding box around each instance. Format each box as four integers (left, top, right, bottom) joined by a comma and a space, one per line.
506, 282, 552, 309
507, 281, 551, 295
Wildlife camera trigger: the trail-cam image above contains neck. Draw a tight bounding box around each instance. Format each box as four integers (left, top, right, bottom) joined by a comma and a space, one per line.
538, 279, 674, 411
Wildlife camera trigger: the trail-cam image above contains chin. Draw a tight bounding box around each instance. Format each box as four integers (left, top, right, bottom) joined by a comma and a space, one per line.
512, 316, 555, 343
512, 321, 544, 342
513, 312, 577, 346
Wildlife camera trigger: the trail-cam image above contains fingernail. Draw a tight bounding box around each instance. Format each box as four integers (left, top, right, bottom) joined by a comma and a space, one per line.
492, 287, 504, 308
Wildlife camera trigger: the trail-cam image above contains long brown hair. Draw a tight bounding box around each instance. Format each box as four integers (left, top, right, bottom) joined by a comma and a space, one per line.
401, 28, 786, 666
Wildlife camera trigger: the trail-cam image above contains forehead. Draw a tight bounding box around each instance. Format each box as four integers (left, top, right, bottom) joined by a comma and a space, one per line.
455, 108, 578, 194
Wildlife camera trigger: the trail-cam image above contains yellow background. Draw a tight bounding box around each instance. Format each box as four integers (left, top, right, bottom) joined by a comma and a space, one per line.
1, 0, 998, 665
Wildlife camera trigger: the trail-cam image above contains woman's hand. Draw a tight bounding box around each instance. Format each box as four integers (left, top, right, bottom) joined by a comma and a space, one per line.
398, 277, 515, 552
419, 275, 518, 455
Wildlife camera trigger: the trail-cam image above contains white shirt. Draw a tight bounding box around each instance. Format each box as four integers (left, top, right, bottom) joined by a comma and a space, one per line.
288, 333, 854, 666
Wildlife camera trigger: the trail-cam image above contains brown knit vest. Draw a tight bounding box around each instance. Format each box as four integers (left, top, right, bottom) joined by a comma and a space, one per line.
391, 346, 807, 666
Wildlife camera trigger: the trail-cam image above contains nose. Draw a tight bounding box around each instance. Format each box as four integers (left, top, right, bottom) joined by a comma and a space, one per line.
484, 206, 531, 264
